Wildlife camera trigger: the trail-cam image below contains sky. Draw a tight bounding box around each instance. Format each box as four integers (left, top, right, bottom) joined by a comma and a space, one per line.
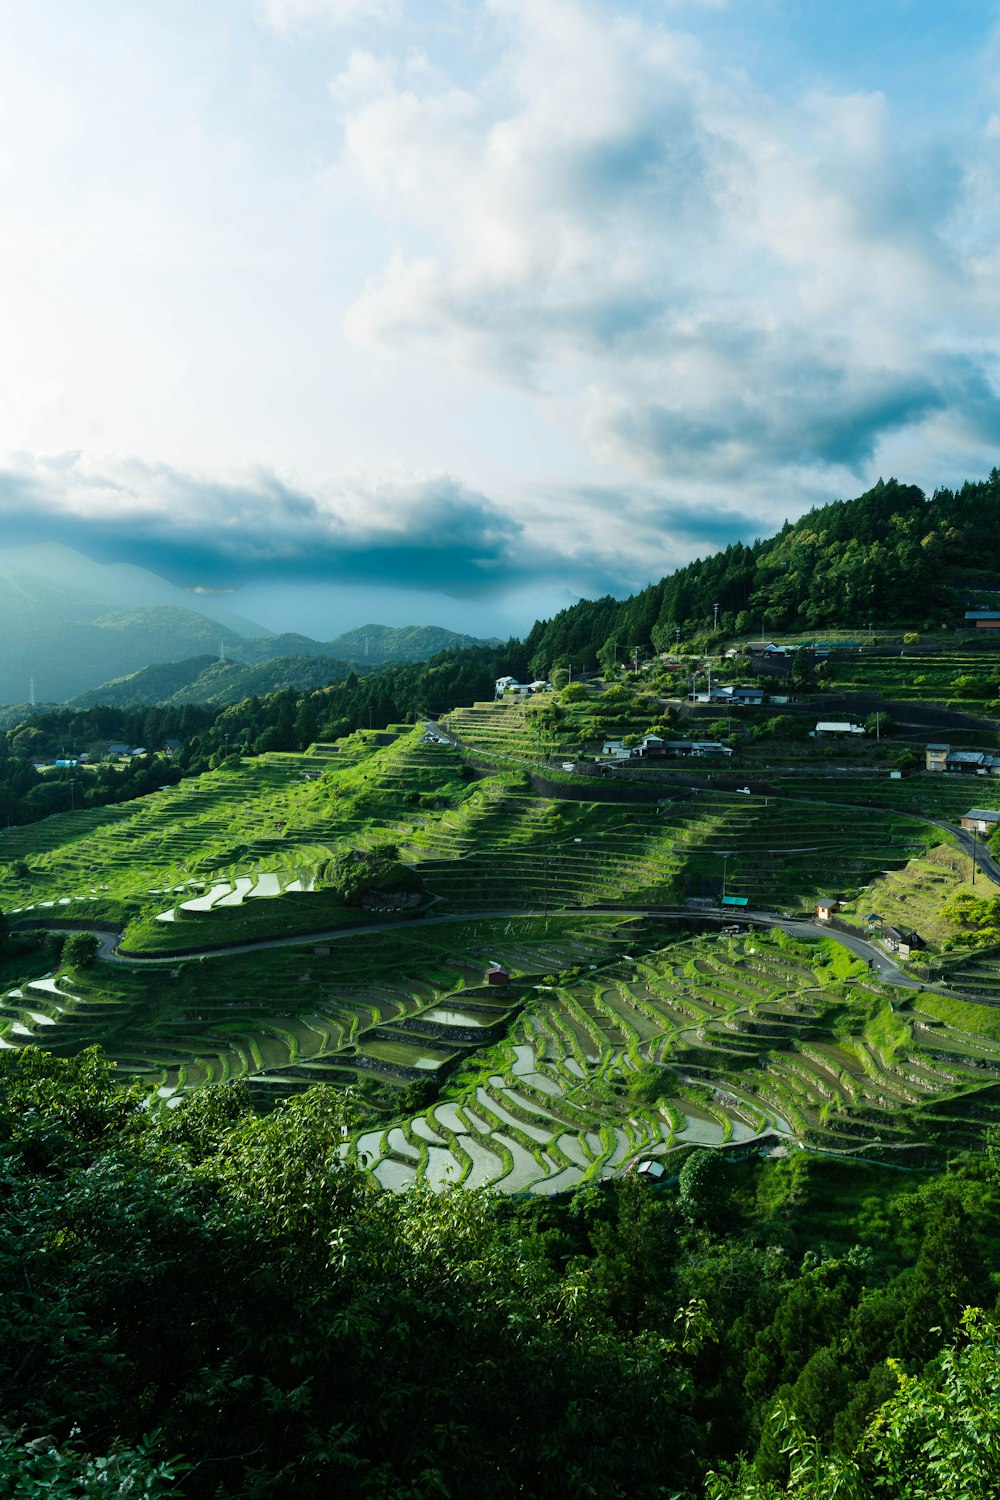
2, 0, 1000, 639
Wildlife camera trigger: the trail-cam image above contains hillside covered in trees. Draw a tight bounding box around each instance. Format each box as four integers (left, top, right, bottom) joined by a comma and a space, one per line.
523, 473, 1000, 676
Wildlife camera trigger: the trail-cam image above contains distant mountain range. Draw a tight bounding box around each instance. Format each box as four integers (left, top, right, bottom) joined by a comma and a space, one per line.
65, 654, 352, 710
0, 544, 499, 706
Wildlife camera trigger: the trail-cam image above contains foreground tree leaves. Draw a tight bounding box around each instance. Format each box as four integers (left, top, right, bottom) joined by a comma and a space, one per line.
707, 1309, 1000, 1500
0, 1049, 703, 1499
5, 1046, 1000, 1498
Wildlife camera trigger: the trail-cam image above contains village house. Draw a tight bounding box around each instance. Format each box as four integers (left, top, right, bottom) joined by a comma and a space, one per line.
926, 744, 1000, 775
495, 675, 551, 698
629, 739, 690, 759
813, 721, 865, 737
690, 686, 765, 706
959, 808, 1000, 835
815, 897, 840, 922
716, 685, 764, 706
882, 925, 926, 959
486, 964, 510, 986
964, 610, 1000, 629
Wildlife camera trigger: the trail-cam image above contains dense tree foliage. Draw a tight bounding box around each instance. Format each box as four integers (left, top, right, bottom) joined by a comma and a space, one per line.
3, 1052, 1000, 1497
707, 1310, 1000, 1499
523, 473, 1000, 674
0, 1050, 705, 1499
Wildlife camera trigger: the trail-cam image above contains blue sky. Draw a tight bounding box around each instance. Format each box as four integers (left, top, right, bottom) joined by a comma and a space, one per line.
2, 0, 1000, 637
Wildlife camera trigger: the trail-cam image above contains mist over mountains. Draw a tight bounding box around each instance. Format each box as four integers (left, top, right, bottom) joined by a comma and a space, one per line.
0, 544, 499, 706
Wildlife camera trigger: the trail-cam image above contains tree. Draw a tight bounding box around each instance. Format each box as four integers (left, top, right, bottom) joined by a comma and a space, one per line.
678, 1148, 730, 1231
706, 1310, 1000, 1500
61, 931, 100, 968
0, 1048, 705, 1500
0, 1431, 186, 1499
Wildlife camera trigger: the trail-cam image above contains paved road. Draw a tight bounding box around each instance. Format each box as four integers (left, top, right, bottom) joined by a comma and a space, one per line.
87, 903, 925, 994
98, 908, 584, 965
748, 915, 923, 988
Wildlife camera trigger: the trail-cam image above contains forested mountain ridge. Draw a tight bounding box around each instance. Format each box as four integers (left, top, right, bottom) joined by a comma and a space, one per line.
323, 621, 503, 664
66, 652, 356, 710
523, 473, 1000, 676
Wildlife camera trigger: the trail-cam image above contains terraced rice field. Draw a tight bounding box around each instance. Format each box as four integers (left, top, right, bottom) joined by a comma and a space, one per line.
0, 914, 623, 1094
6, 706, 1000, 1191
0, 728, 473, 914
0, 716, 939, 944
824, 648, 1000, 705
332, 931, 1000, 1192
750, 770, 1000, 823
407, 781, 931, 913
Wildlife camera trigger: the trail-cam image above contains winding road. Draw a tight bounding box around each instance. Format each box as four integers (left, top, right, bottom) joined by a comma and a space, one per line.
76, 903, 931, 996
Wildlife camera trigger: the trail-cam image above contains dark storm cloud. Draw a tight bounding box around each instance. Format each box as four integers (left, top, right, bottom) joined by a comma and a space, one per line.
0, 456, 534, 595
596, 358, 952, 480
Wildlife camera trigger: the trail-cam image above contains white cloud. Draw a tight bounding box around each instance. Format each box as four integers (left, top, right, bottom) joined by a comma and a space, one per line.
257, 0, 399, 33
330, 0, 1000, 493
3, 0, 1000, 630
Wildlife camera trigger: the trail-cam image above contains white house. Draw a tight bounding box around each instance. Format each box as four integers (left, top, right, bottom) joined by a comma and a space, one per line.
814, 721, 865, 737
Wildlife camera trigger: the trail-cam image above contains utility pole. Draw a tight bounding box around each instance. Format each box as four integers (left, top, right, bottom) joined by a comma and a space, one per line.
972, 827, 978, 886
722, 851, 730, 901
632, 646, 640, 674
713, 601, 720, 631
28, 677, 35, 707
